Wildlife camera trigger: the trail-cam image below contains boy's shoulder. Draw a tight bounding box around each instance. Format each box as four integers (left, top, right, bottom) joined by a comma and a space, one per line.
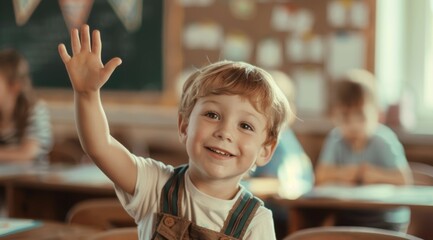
370, 124, 401, 145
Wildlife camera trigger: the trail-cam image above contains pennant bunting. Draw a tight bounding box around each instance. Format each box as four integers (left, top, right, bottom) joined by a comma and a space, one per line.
59, 0, 94, 29
12, 0, 41, 26
108, 0, 142, 32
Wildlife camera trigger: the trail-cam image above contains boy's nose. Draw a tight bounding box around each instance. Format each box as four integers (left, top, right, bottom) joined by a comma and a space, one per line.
214, 124, 233, 142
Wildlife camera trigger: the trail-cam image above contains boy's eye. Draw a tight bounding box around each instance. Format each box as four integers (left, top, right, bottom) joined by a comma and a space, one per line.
204, 111, 220, 120
240, 123, 254, 131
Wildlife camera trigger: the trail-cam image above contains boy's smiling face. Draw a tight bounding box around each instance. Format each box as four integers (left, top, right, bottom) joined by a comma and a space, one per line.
178, 94, 276, 186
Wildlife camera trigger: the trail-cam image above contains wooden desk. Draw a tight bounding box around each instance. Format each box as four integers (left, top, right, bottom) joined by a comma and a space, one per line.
268, 185, 433, 237
1, 219, 101, 240
4, 164, 116, 221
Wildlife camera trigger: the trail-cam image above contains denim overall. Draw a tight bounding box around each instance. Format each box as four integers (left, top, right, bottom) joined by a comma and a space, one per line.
151, 165, 263, 240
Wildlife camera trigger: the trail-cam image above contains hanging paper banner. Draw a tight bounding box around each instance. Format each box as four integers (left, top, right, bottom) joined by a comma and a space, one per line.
13, 0, 41, 26
108, 0, 142, 32
59, 0, 94, 29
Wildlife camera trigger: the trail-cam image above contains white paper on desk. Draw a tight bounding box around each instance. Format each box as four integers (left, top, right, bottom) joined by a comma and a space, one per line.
307, 184, 397, 201
0, 218, 42, 236
0, 164, 33, 177
381, 186, 433, 205
292, 68, 326, 114
56, 164, 111, 185
327, 32, 365, 79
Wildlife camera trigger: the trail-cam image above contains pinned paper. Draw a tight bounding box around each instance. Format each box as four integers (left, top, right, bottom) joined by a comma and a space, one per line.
12, 0, 41, 26
305, 35, 324, 62
222, 32, 253, 61
286, 35, 305, 62
271, 5, 293, 32
183, 22, 223, 49
59, 0, 94, 29
327, 0, 347, 27
350, 1, 369, 28
108, 0, 142, 32
257, 38, 282, 69
229, 0, 256, 20
293, 68, 326, 114
292, 9, 314, 34
272, 7, 314, 34
327, 32, 365, 79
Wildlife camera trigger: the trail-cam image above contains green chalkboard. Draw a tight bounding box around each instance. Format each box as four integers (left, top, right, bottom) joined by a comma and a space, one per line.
0, 0, 163, 91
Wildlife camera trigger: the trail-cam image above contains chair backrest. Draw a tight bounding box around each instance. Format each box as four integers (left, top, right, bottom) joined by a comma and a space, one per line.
409, 162, 433, 186
67, 198, 135, 230
88, 227, 138, 240
284, 226, 422, 240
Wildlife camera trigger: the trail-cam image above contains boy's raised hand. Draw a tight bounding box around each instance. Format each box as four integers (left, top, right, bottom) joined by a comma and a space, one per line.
58, 25, 122, 93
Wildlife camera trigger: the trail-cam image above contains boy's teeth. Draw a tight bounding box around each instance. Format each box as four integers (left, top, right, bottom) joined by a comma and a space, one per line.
210, 148, 230, 156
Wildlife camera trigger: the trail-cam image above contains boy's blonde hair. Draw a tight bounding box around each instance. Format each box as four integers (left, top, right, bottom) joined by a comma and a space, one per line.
179, 60, 291, 145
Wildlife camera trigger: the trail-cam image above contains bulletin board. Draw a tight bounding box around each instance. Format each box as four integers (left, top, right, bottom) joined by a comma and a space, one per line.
0, 0, 163, 91
179, 0, 376, 115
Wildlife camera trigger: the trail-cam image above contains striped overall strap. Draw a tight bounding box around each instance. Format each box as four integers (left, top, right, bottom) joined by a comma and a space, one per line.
222, 190, 263, 239
160, 164, 188, 216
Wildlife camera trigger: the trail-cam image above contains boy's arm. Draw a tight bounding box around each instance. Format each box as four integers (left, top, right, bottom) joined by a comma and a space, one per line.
315, 164, 359, 186
359, 163, 412, 185
58, 25, 136, 194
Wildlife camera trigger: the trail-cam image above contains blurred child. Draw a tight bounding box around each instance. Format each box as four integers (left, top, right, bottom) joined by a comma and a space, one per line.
251, 70, 314, 239
0, 49, 52, 165
315, 69, 412, 231
58, 25, 291, 239
252, 70, 314, 198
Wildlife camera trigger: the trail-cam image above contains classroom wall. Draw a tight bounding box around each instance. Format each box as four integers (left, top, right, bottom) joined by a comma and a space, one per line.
3, 0, 430, 167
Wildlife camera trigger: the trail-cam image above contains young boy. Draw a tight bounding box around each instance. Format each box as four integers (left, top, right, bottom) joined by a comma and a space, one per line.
315, 69, 412, 231
58, 25, 290, 239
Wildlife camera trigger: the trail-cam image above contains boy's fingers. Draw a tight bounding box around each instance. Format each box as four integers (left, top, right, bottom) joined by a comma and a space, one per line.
92, 30, 101, 56
102, 57, 122, 79
58, 44, 71, 64
81, 24, 91, 52
71, 28, 81, 55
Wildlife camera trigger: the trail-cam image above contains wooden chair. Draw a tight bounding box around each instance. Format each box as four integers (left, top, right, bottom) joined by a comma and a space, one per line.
284, 226, 422, 240
88, 227, 138, 240
67, 198, 135, 230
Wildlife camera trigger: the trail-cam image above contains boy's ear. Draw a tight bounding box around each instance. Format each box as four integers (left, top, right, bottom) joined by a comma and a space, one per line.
177, 113, 188, 144
256, 139, 278, 167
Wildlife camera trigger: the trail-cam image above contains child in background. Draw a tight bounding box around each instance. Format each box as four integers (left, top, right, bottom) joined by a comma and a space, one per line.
315, 69, 412, 231
252, 70, 314, 198
251, 70, 314, 239
58, 25, 291, 239
0, 49, 52, 165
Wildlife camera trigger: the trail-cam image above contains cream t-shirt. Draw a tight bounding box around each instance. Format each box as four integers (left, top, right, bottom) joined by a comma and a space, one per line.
115, 155, 276, 240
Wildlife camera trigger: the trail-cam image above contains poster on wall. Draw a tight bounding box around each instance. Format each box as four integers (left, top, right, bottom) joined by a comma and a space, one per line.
327, 32, 365, 79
